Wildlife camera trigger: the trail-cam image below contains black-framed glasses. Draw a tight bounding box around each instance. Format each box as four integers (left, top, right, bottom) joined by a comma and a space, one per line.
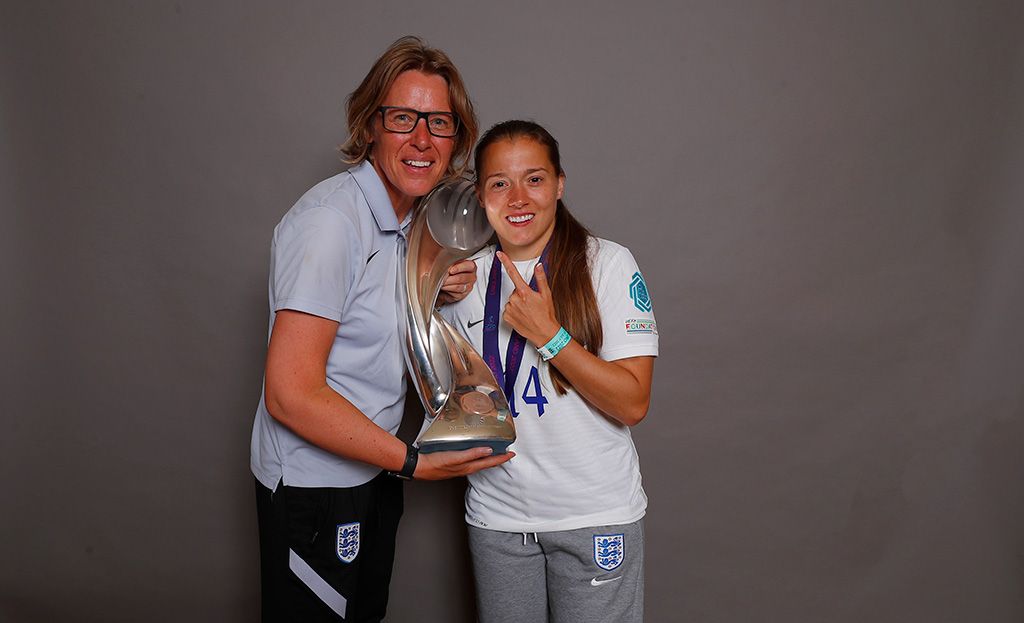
378, 106, 460, 138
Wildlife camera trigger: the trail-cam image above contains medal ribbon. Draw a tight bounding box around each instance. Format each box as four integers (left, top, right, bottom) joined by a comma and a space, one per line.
482, 244, 550, 402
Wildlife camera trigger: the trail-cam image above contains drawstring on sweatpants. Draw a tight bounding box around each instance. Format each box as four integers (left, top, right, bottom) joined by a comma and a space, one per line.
522, 532, 538, 546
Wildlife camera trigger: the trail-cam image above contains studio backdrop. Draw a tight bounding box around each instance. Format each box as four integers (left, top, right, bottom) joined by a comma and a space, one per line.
2, 1, 1022, 621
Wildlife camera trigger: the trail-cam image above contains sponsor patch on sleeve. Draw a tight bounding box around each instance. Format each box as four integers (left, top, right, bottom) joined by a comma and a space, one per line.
625, 318, 658, 335
629, 271, 652, 312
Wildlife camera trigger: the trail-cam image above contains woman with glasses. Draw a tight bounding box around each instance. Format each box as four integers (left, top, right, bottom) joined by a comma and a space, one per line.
250, 37, 513, 623
444, 120, 659, 622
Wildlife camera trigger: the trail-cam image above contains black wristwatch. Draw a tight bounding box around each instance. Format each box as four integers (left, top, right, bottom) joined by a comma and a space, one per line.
389, 443, 419, 480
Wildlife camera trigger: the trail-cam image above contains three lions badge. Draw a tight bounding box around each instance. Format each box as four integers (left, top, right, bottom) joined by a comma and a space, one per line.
594, 533, 624, 571
336, 523, 360, 564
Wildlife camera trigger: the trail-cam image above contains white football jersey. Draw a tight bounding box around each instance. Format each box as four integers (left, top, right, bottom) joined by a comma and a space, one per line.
444, 237, 659, 532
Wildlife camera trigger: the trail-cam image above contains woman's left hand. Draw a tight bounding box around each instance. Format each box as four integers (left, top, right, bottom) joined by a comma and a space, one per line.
497, 251, 561, 347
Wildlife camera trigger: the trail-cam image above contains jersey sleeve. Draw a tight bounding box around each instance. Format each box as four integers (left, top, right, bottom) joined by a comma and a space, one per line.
270, 206, 361, 322
593, 240, 659, 361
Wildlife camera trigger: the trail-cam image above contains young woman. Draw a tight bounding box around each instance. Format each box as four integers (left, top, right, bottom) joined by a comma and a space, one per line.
444, 120, 659, 622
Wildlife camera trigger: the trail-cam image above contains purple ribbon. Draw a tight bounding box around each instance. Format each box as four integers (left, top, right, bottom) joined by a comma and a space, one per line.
482, 244, 550, 413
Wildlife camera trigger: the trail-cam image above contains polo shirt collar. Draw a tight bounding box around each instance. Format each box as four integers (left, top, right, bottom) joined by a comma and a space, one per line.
351, 159, 410, 232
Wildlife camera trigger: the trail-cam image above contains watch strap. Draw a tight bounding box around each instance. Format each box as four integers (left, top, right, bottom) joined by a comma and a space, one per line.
390, 443, 419, 480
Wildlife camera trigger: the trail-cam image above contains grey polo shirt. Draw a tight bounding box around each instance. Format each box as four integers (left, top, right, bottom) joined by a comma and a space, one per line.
250, 160, 411, 489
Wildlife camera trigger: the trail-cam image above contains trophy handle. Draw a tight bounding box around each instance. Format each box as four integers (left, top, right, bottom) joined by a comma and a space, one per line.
401, 214, 451, 416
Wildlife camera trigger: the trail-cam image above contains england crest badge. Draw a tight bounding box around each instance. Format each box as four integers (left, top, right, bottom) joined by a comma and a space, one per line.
336, 522, 360, 564
593, 533, 625, 571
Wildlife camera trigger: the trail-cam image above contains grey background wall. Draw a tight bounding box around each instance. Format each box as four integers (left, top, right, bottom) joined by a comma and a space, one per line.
2, 1, 1023, 621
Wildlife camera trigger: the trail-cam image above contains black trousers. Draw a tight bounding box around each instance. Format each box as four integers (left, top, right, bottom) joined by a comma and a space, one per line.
255, 473, 404, 622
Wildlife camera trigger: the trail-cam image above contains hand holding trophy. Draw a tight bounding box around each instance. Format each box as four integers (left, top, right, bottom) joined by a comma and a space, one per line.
401, 179, 516, 454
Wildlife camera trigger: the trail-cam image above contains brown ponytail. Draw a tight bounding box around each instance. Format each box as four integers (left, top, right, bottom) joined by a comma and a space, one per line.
474, 121, 603, 395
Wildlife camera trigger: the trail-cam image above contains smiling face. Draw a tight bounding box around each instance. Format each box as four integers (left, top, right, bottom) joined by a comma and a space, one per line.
477, 138, 565, 261
369, 70, 456, 218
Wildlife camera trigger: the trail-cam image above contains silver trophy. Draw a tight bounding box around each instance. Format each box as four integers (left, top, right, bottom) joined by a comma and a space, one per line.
401, 179, 516, 454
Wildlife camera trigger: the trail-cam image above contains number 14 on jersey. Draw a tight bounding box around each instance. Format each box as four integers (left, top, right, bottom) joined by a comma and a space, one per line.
508, 366, 548, 418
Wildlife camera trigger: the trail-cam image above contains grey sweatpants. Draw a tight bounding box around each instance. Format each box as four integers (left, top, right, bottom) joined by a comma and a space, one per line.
467, 520, 645, 623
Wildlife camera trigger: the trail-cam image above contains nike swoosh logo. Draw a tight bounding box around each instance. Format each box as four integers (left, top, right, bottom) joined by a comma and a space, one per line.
366, 249, 380, 264
467, 319, 484, 329
590, 576, 622, 586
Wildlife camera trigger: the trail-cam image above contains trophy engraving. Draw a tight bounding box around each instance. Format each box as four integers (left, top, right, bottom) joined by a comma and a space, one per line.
401, 180, 516, 454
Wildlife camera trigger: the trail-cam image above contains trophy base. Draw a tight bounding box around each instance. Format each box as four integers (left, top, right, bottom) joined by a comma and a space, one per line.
415, 385, 516, 455
418, 438, 513, 454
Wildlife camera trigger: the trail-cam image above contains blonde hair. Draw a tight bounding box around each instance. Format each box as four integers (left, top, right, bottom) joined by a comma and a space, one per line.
340, 36, 478, 179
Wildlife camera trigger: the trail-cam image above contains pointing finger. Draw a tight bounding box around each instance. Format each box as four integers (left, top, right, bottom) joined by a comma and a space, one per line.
496, 251, 532, 292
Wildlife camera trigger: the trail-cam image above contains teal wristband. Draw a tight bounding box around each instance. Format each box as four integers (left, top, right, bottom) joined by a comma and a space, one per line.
537, 327, 572, 361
